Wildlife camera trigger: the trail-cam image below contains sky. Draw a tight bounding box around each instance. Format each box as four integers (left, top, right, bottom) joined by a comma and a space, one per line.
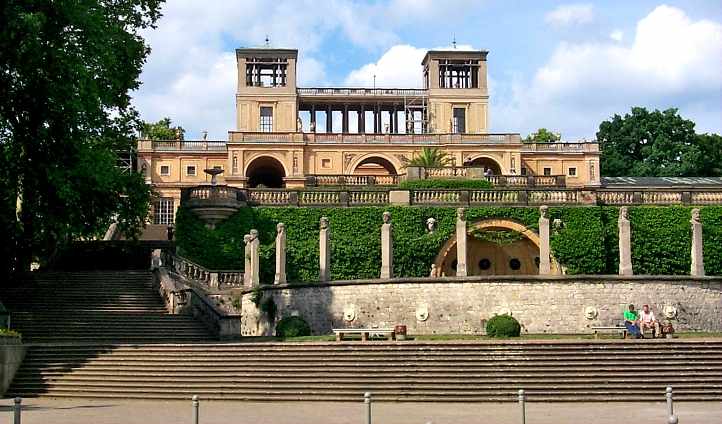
132, 1, 722, 140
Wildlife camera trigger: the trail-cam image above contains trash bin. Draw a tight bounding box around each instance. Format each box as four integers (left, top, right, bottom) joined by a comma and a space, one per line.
394, 324, 407, 341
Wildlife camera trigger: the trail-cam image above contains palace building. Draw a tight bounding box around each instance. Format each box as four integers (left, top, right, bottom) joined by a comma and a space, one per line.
137, 47, 601, 223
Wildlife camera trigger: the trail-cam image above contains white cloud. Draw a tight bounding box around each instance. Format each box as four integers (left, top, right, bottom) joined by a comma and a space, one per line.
609, 29, 624, 42
494, 5, 722, 138
545, 4, 594, 27
344, 44, 476, 88
133, 0, 467, 138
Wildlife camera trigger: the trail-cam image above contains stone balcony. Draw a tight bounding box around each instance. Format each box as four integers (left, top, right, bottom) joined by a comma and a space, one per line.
228, 132, 525, 145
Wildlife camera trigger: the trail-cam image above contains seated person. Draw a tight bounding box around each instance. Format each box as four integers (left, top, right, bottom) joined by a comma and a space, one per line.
639, 304, 660, 338
623, 304, 642, 338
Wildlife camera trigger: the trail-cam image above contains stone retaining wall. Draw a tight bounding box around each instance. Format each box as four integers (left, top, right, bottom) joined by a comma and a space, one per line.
0, 337, 25, 396
240, 276, 722, 336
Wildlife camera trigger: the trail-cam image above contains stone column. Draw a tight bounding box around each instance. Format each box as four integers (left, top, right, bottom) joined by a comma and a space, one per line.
380, 212, 393, 279
274, 223, 287, 284
618, 207, 633, 276
319, 217, 330, 282
538, 205, 551, 275
691, 208, 705, 277
243, 234, 252, 286
250, 229, 260, 286
455, 208, 468, 277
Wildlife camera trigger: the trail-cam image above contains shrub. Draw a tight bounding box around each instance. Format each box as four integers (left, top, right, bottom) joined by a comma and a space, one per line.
486, 314, 521, 337
276, 316, 311, 338
0, 328, 21, 338
398, 178, 493, 190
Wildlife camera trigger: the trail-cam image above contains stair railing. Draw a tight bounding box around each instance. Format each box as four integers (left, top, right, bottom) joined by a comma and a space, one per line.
161, 251, 244, 291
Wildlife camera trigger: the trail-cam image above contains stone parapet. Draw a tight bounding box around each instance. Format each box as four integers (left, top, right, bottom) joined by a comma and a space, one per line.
240, 275, 722, 336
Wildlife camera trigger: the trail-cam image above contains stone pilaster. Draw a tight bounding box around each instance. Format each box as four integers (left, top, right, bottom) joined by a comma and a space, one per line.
319, 217, 330, 282
243, 234, 252, 286
456, 208, 467, 277
249, 229, 260, 286
274, 223, 287, 284
618, 207, 633, 276
538, 205, 551, 275
691, 208, 705, 277
380, 212, 393, 279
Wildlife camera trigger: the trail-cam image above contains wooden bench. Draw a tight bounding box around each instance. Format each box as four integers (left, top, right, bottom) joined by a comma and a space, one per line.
591, 326, 627, 339
333, 328, 395, 341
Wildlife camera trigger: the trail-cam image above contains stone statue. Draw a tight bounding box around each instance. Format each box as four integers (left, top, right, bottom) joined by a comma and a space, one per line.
320, 216, 329, 230
429, 264, 439, 277
456, 207, 466, 222
691, 208, 704, 276
202, 130, 208, 141
692, 208, 701, 223
619, 206, 629, 222
426, 217, 437, 233
381, 211, 393, 278
455, 208, 467, 276
275, 223, 287, 284
243, 234, 253, 287
383, 211, 391, 224
297, 117, 303, 132
540, 205, 549, 219
319, 217, 330, 281
175, 128, 182, 140
310, 121, 316, 133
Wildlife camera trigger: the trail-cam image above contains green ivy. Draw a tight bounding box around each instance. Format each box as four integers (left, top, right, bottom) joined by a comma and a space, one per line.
397, 178, 493, 190
175, 205, 722, 281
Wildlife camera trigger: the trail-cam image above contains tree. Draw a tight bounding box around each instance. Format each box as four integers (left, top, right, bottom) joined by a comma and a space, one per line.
0, 1, 163, 275
403, 147, 451, 168
597, 107, 706, 177
525, 128, 560, 143
696, 133, 722, 177
142, 117, 185, 140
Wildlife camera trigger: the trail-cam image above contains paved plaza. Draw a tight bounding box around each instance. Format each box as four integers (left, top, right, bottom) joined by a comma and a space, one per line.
1, 398, 721, 424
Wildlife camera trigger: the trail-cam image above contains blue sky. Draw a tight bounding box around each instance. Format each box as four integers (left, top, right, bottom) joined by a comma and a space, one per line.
133, 1, 722, 140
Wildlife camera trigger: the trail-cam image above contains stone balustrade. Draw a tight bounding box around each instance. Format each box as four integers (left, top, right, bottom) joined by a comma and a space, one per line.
306, 174, 400, 186
162, 251, 244, 291
226, 132, 527, 145
240, 188, 722, 207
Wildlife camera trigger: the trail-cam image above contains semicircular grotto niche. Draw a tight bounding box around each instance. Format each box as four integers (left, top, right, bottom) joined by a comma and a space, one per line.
433, 218, 560, 276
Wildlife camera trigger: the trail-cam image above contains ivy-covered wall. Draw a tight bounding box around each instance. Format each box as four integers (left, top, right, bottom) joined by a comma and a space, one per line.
175, 205, 722, 283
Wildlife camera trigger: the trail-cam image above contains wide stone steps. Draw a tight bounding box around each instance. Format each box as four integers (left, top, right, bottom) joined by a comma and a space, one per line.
8, 341, 722, 401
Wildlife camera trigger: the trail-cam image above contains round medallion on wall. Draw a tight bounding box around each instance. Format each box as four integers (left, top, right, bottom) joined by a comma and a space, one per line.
416, 303, 429, 322
343, 304, 356, 322
584, 306, 598, 320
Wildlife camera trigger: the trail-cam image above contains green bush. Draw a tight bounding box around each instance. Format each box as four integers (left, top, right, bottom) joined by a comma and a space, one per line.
0, 328, 21, 338
276, 316, 311, 338
398, 178, 493, 190
485, 314, 521, 337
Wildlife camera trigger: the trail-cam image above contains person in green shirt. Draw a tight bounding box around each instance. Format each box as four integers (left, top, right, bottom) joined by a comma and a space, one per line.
624, 304, 642, 338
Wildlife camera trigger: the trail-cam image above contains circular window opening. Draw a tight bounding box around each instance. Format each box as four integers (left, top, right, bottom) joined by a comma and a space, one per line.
451, 259, 458, 270
509, 258, 522, 271
478, 258, 492, 270
534, 257, 540, 268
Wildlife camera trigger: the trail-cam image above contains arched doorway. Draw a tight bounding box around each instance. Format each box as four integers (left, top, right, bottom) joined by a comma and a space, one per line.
433, 219, 560, 276
352, 156, 398, 176
246, 156, 286, 188
466, 157, 502, 175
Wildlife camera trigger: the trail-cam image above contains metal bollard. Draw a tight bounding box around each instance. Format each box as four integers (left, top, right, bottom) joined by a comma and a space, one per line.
364, 392, 372, 424
192, 395, 199, 424
518, 389, 526, 424
666, 387, 678, 424
13, 397, 21, 424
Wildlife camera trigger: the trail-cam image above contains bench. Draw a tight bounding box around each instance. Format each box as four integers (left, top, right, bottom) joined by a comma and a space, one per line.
591, 326, 627, 339
333, 328, 395, 341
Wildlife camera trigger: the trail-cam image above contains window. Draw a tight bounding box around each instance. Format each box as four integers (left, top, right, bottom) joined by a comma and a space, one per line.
438, 59, 479, 88
321, 158, 331, 169
452, 108, 466, 134
260, 106, 273, 132
186, 165, 196, 176
543, 167, 552, 176
245, 57, 288, 87
153, 198, 174, 225
520, 167, 527, 176
568, 167, 577, 177
478, 258, 492, 271
509, 258, 521, 271
160, 165, 170, 176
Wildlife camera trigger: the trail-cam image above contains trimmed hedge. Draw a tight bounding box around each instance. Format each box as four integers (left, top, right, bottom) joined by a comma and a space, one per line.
175, 205, 722, 281
398, 178, 493, 190
276, 316, 311, 337
486, 314, 521, 337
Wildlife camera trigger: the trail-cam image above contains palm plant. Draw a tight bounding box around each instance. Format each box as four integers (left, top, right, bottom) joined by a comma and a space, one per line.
403, 147, 451, 168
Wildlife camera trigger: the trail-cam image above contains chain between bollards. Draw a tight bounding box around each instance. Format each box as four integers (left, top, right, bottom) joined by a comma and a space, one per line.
666, 387, 678, 424
364, 392, 372, 424
192, 395, 199, 424
518, 389, 526, 424
13, 397, 21, 424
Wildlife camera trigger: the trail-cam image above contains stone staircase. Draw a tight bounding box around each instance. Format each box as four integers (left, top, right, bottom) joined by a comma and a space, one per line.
6, 340, 722, 401
0, 271, 213, 343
